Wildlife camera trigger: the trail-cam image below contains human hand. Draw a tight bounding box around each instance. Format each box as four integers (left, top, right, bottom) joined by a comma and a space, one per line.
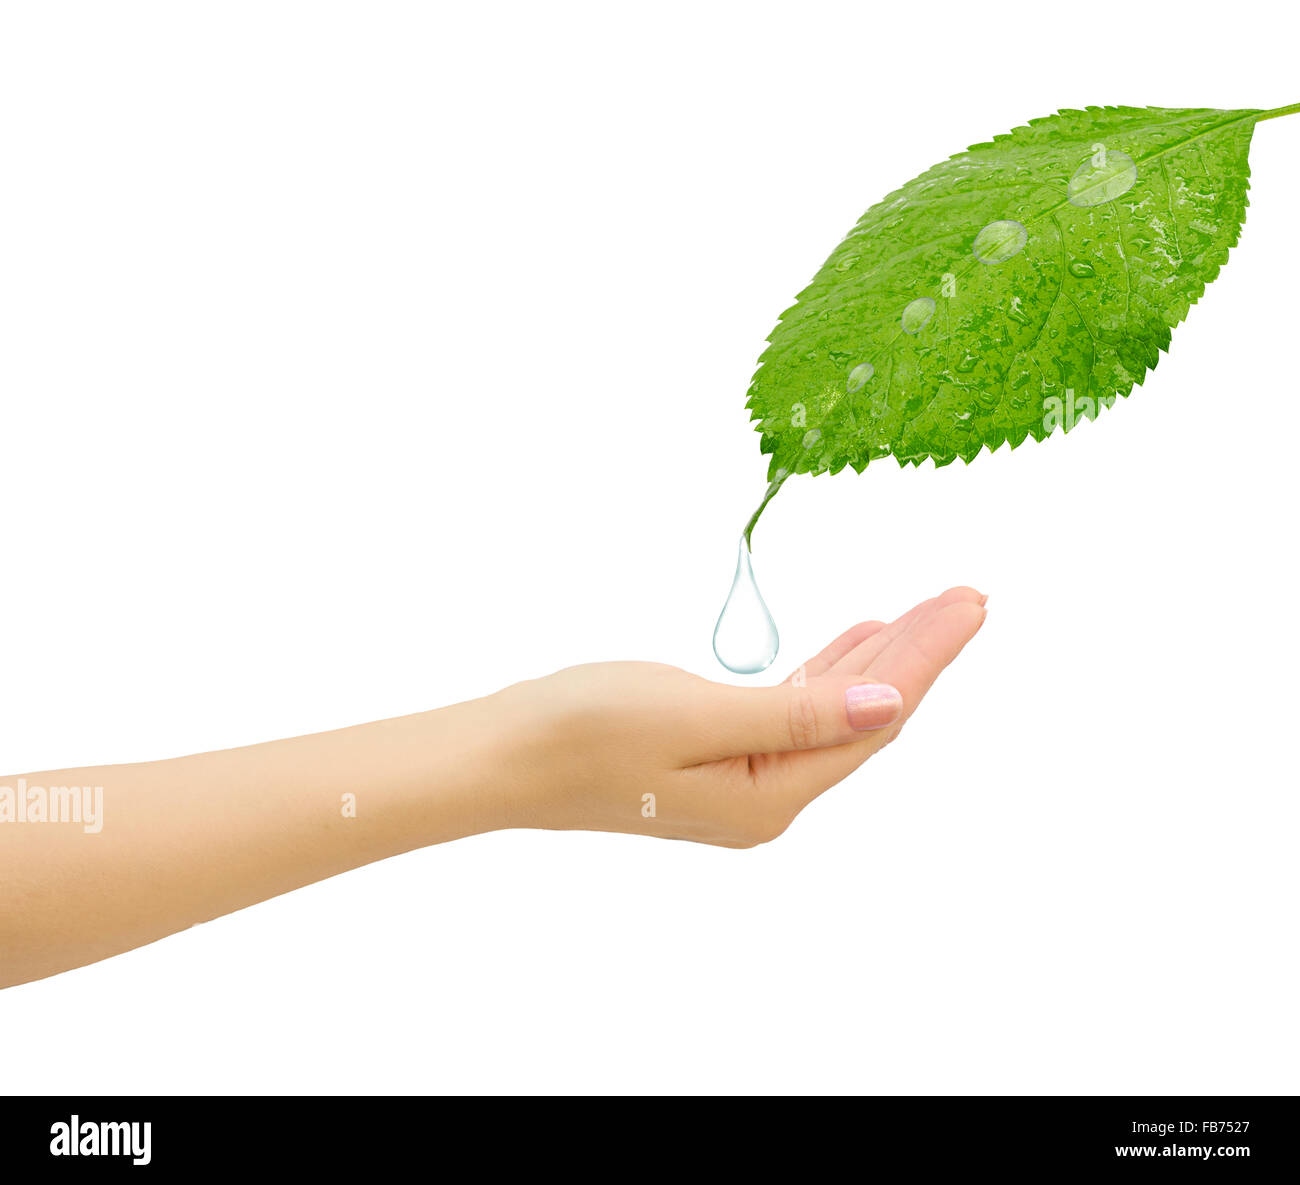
497, 586, 987, 847
0, 586, 985, 986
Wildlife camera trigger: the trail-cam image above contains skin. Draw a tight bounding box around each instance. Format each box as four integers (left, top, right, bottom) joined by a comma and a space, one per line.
0, 586, 985, 990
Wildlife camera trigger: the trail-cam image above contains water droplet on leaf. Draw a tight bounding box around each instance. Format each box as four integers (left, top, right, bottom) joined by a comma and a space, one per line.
901, 297, 935, 335
1068, 150, 1138, 207
1068, 260, 1096, 278
847, 362, 874, 392
972, 219, 1028, 264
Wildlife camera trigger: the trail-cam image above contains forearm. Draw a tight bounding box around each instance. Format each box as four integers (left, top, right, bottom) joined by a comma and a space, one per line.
0, 694, 520, 989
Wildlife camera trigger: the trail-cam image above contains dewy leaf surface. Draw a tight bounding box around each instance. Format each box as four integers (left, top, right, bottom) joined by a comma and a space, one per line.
745, 105, 1280, 489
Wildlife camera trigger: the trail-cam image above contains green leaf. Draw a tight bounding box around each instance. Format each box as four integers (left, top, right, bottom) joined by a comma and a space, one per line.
744, 103, 1299, 534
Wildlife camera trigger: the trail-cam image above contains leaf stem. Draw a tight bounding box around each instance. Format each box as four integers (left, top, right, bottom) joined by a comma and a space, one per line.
1255, 102, 1300, 123
742, 471, 789, 549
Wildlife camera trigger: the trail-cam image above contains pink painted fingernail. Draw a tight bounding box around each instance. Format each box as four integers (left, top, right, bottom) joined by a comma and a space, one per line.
845, 683, 904, 731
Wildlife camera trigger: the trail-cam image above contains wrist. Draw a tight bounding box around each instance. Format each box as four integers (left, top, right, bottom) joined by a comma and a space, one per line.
415, 684, 558, 839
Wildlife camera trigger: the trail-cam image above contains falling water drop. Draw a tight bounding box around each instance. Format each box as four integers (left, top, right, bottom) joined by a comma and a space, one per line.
713, 536, 779, 674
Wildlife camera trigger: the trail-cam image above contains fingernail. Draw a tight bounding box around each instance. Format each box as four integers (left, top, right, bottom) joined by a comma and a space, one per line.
845, 683, 903, 731
979, 592, 989, 606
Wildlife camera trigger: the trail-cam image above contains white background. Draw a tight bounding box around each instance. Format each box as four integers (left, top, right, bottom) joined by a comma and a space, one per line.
2, 1, 1297, 1094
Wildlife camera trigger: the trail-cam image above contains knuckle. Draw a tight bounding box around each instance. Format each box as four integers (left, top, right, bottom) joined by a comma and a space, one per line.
786, 689, 821, 751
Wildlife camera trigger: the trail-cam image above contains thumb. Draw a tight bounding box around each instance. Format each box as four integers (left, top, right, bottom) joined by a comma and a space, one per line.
685, 674, 904, 761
